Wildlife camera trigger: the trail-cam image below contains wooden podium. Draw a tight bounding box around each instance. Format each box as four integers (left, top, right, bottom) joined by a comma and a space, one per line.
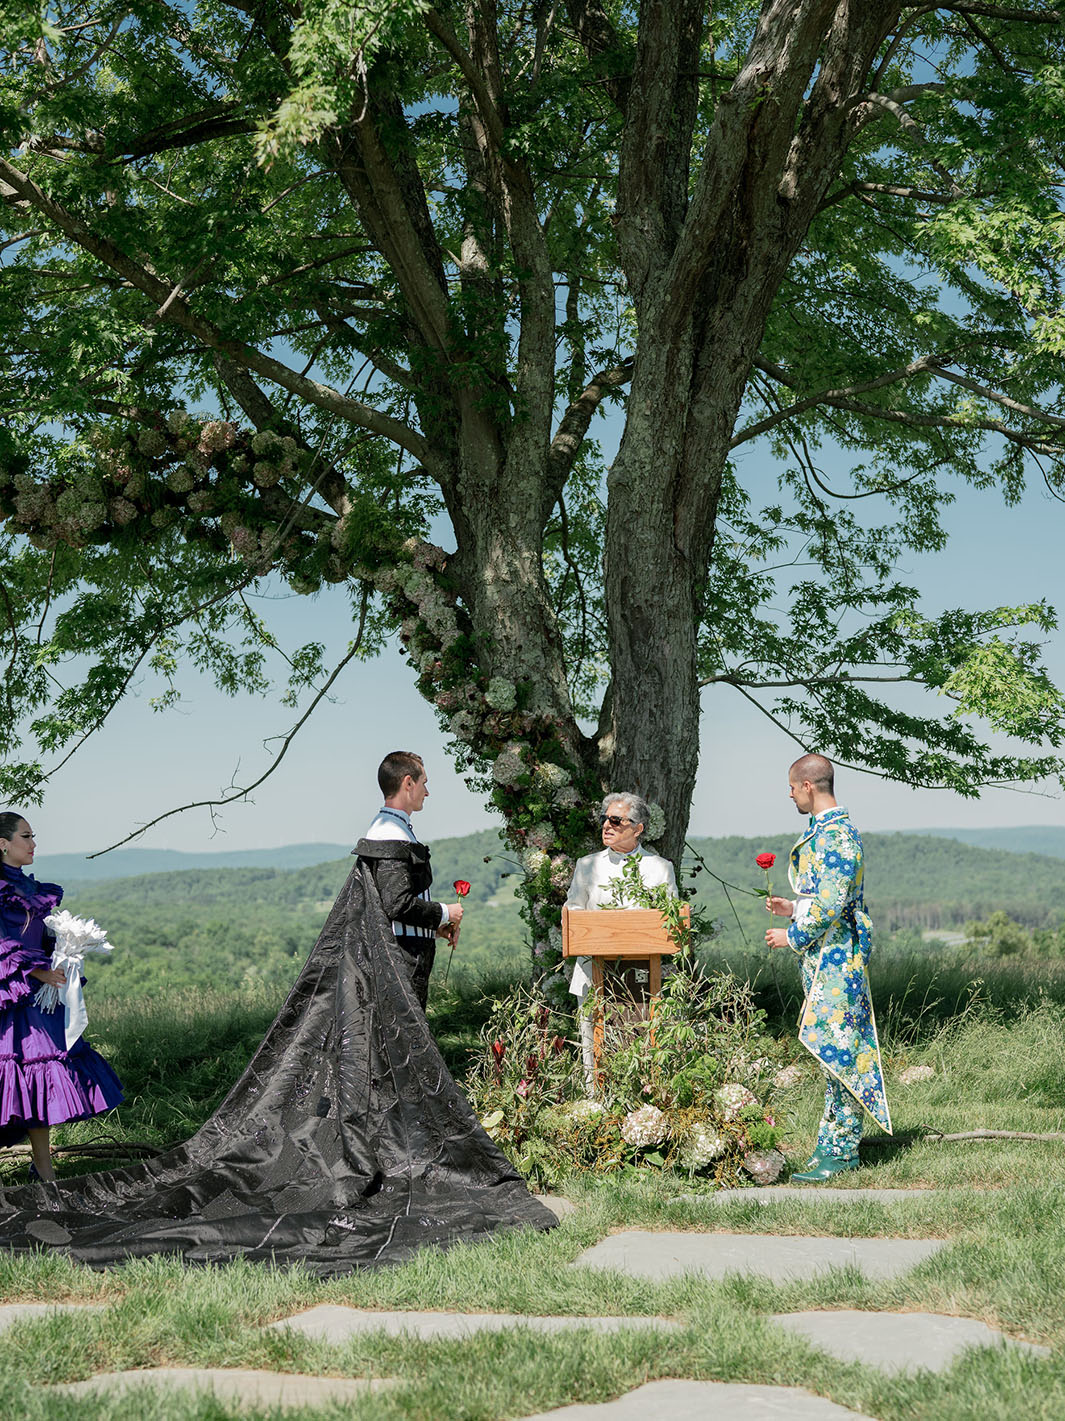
562, 905, 689, 1064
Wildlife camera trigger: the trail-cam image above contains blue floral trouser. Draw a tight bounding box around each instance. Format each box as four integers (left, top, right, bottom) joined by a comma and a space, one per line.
800, 949, 863, 1161
816, 1071, 862, 1160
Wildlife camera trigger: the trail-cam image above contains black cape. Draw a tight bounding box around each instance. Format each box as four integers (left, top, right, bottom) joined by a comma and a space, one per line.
0, 857, 555, 1273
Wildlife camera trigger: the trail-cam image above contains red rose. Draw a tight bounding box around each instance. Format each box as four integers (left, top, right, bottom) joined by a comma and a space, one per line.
453, 879, 471, 896
755, 853, 776, 870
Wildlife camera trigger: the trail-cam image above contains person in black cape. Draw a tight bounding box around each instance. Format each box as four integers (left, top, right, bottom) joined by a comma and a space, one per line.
358, 750, 466, 1011
0, 838, 555, 1273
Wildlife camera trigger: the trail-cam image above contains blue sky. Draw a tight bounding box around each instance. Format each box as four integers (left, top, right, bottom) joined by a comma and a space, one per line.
23, 426, 1065, 859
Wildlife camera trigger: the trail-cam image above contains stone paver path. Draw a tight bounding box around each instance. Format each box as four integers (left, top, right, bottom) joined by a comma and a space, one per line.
685, 1187, 936, 1204
517, 1378, 878, 1420
535, 1194, 578, 1218
0, 1303, 104, 1333
574, 1230, 946, 1283
55, 1368, 396, 1407
271, 1304, 681, 1343
771, 1309, 1050, 1374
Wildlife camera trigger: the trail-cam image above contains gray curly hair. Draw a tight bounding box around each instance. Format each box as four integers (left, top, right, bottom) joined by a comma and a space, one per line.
600, 791, 649, 837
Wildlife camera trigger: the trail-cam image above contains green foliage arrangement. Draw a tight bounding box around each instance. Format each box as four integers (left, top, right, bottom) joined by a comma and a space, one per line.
602, 852, 715, 958
465, 969, 789, 1191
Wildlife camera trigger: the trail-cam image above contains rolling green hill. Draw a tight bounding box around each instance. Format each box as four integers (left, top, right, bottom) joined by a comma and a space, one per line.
686, 831, 1065, 945
57, 827, 1065, 1000
918, 826, 1065, 859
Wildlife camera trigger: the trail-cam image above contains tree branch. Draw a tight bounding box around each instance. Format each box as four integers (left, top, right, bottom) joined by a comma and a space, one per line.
701, 673, 922, 687
903, 3, 1061, 19
0, 156, 431, 465
817, 179, 960, 213
87, 590, 371, 857
862, 90, 964, 196
742, 352, 1065, 460
546, 358, 633, 492
563, 0, 631, 112
933, 366, 1065, 430
732, 353, 944, 447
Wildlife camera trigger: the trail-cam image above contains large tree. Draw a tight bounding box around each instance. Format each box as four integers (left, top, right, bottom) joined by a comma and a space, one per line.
2, 0, 1065, 971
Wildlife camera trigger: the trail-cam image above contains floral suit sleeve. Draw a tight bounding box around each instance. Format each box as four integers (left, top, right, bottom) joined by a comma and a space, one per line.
786, 827, 861, 953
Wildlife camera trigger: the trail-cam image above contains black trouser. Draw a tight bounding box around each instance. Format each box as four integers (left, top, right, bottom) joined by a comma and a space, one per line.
394, 935, 436, 1011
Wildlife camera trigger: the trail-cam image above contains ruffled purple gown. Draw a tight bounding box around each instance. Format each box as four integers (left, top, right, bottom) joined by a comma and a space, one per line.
0, 865, 124, 1146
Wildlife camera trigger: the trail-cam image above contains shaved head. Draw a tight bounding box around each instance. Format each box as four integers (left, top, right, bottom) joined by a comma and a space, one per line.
789, 754, 835, 795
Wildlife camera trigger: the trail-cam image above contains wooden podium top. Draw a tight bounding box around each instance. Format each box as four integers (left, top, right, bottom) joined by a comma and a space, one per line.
561, 904, 689, 958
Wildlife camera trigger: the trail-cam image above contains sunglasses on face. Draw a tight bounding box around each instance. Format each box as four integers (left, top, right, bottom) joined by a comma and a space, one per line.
600, 814, 632, 828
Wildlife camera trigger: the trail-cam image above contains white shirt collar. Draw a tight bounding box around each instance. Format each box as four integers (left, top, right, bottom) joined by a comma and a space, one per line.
605, 845, 642, 864
378, 805, 412, 828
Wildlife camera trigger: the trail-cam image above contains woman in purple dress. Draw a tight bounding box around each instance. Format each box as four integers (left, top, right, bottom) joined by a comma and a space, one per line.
0, 812, 124, 1181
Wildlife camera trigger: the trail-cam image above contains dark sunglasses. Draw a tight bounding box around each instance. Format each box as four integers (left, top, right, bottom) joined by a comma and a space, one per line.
600, 814, 632, 828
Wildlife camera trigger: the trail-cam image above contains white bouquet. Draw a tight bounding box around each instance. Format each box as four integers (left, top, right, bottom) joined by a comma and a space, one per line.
36, 910, 114, 1048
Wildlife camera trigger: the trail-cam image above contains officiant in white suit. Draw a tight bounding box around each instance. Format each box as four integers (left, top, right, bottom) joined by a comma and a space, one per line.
564, 792, 678, 1083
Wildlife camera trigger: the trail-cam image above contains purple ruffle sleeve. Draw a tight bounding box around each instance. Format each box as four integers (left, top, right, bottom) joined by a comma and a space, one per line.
0, 935, 48, 1010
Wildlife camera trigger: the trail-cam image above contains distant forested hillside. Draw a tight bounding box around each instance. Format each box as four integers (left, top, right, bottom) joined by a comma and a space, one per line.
686, 832, 1065, 944
60, 828, 1065, 1000
918, 826, 1065, 860
65, 830, 523, 998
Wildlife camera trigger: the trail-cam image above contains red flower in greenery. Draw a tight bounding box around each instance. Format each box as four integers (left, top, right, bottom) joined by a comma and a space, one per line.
453, 879, 471, 896
756, 851, 776, 900
491, 1039, 505, 1077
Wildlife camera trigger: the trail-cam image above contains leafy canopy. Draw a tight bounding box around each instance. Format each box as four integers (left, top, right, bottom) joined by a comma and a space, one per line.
1, 0, 1065, 831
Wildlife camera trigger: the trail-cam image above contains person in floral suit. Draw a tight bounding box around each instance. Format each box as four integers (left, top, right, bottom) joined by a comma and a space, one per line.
765, 755, 891, 1181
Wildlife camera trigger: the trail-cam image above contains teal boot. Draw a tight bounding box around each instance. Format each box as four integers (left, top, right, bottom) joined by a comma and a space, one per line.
790, 1154, 859, 1183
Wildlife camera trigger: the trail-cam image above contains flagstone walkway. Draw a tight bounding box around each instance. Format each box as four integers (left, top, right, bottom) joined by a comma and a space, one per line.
35, 1187, 1050, 1417
269, 1303, 682, 1342
516, 1378, 879, 1420
573, 1229, 947, 1282
769, 1309, 1051, 1374
55, 1368, 397, 1406
682, 1185, 938, 1204
0, 1301, 104, 1332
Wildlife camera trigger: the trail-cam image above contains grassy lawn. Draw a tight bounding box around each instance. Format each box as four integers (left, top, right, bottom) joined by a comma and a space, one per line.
0, 973, 1061, 1419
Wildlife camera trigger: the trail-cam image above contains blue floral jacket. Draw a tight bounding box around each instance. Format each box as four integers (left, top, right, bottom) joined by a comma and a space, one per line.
786, 808, 891, 1133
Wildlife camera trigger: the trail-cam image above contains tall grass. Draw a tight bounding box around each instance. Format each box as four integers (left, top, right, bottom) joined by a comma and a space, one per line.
22, 951, 1064, 1184
11, 986, 286, 1182
703, 942, 1065, 1044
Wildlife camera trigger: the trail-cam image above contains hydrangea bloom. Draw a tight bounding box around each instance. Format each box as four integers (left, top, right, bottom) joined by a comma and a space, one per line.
565, 1098, 604, 1120
485, 677, 517, 710
533, 762, 568, 790
137, 429, 167, 458
773, 1064, 804, 1089
741, 1148, 786, 1184
620, 1103, 667, 1147
715, 1083, 758, 1121
681, 1122, 726, 1166
549, 856, 572, 892
521, 848, 549, 876
898, 1064, 935, 1084
643, 801, 666, 841
492, 743, 526, 785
